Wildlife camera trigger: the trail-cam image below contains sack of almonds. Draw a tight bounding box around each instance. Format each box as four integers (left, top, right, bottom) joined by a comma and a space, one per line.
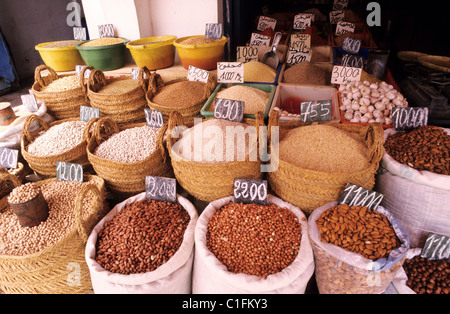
31, 65, 92, 120
192, 194, 314, 293
85, 191, 198, 294
375, 126, 450, 248
308, 200, 410, 294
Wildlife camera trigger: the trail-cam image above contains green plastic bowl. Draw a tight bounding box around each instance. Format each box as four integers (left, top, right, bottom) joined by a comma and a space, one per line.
76, 37, 129, 71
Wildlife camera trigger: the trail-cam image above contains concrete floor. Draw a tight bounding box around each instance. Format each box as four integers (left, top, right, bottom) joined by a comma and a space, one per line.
0, 77, 34, 108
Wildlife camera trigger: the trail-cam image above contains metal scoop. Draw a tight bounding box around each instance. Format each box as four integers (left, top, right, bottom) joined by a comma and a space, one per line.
261, 32, 282, 69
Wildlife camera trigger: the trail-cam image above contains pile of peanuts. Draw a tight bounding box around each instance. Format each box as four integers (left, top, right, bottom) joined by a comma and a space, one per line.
403, 256, 449, 294
28, 121, 87, 157
206, 202, 302, 278
316, 204, 401, 260
7, 182, 41, 204
95, 200, 190, 274
384, 125, 450, 176
0, 180, 100, 255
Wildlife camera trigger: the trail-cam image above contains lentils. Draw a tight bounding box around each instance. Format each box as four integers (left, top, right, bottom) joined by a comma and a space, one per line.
404, 256, 450, 294
7, 183, 40, 204
28, 121, 87, 157
206, 202, 302, 278
0, 179, 100, 256
95, 200, 190, 274
384, 126, 450, 175
316, 204, 401, 260
41, 75, 81, 92
94, 126, 159, 163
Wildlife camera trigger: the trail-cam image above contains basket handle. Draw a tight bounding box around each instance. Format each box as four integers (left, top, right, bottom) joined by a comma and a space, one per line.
34, 64, 59, 89
88, 116, 120, 146
73, 182, 102, 244
156, 123, 169, 162
146, 72, 165, 97
166, 111, 185, 152
138, 66, 151, 93
87, 69, 107, 93
79, 66, 94, 102
364, 123, 384, 164
22, 114, 49, 144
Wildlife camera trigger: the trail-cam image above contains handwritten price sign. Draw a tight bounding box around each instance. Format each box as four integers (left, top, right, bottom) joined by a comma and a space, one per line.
217, 62, 244, 83
331, 65, 362, 85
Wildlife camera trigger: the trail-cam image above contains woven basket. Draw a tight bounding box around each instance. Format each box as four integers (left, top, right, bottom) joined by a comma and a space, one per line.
0, 175, 106, 294
0, 168, 22, 212
267, 110, 384, 215
146, 73, 216, 123
21, 115, 94, 179
87, 117, 173, 200
167, 111, 264, 202
31, 65, 91, 120
87, 68, 149, 125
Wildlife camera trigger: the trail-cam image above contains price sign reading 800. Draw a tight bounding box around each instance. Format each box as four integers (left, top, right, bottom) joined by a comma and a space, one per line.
234, 179, 268, 205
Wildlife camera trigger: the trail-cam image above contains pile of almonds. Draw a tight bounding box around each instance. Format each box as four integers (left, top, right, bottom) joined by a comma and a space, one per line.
404, 256, 449, 294
316, 204, 401, 260
384, 125, 450, 175
95, 200, 190, 274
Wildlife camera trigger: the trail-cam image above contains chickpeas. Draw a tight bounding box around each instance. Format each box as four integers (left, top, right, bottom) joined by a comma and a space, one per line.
8, 182, 40, 204
206, 202, 302, 278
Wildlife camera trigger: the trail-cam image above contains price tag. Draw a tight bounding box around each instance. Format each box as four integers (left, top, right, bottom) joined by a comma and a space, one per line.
250, 33, 271, 47
236, 46, 259, 63
205, 23, 223, 39
332, 0, 349, 11
392, 107, 428, 131
342, 37, 362, 54
144, 108, 164, 128
21, 94, 38, 112
145, 176, 177, 203
257, 16, 277, 32
187, 65, 210, 83
293, 14, 313, 30
56, 161, 83, 183
217, 62, 244, 84
73, 27, 87, 41
286, 47, 311, 65
213, 98, 244, 122
329, 10, 345, 24
336, 21, 355, 36
76, 65, 91, 78
290, 33, 311, 49
0, 148, 18, 169
338, 183, 384, 210
80, 105, 100, 122
341, 54, 364, 68
234, 179, 268, 205
300, 100, 332, 122
98, 24, 115, 38
421, 233, 450, 260
331, 65, 362, 85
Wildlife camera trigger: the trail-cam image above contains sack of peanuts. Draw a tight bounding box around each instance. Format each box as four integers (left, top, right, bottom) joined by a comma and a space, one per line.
192, 194, 315, 294
391, 248, 450, 294
85, 192, 198, 294
308, 201, 410, 294
375, 126, 450, 248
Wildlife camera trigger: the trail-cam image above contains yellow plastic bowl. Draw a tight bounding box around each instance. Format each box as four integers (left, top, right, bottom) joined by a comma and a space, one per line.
35, 41, 85, 72
173, 35, 228, 70
126, 35, 177, 70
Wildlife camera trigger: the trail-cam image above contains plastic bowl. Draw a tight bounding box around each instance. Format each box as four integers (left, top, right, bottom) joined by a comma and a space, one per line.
173, 35, 227, 70
126, 35, 177, 70
76, 37, 129, 71
35, 41, 85, 71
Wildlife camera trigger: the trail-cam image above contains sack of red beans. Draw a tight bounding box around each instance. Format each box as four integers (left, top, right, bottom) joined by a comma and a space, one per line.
85, 192, 198, 294
192, 194, 314, 294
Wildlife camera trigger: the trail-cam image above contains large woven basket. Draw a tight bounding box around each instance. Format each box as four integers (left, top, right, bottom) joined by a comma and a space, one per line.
267, 111, 384, 215
31, 65, 91, 120
87, 117, 173, 200
167, 111, 264, 202
21, 115, 94, 179
146, 73, 216, 124
0, 175, 106, 294
87, 68, 149, 125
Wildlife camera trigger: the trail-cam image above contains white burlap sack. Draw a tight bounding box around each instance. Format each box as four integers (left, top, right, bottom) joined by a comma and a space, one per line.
85, 192, 198, 294
391, 248, 421, 294
192, 194, 315, 294
376, 127, 450, 248
308, 201, 410, 294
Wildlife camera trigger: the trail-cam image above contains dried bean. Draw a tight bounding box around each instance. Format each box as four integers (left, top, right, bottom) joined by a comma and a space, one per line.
7, 182, 40, 204
403, 256, 450, 294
